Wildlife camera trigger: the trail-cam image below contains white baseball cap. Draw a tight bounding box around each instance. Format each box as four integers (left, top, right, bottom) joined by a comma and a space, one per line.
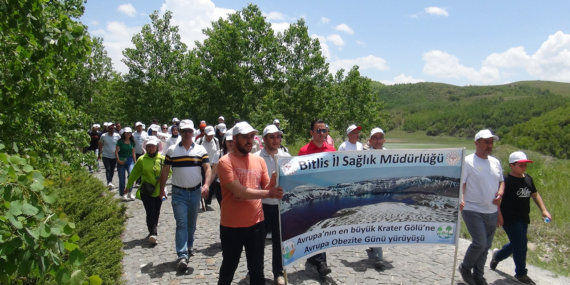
92, 124, 100, 128
172, 117, 180, 122
370, 127, 385, 138
273, 119, 280, 124
346, 124, 362, 134
205, 126, 215, 136
150, 124, 160, 132
225, 128, 234, 141
135, 121, 143, 127
145, 136, 160, 146
217, 123, 227, 133
509, 151, 533, 164
233, 122, 258, 136
179, 119, 194, 130
123, 127, 133, 133
263, 124, 283, 137
474, 129, 499, 141
218, 116, 224, 120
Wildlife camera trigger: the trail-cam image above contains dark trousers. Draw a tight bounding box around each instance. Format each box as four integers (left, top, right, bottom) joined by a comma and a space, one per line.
102, 157, 117, 184
263, 204, 283, 277
307, 253, 327, 265
219, 222, 266, 285
215, 181, 222, 206
141, 193, 163, 236
496, 222, 529, 276
206, 180, 221, 206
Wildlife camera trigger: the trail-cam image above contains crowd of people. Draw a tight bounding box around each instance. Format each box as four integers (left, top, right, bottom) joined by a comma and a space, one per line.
86, 118, 550, 285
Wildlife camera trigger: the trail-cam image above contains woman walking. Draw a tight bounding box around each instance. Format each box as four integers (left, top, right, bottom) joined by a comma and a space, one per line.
207, 130, 234, 206
115, 127, 137, 201
125, 137, 169, 245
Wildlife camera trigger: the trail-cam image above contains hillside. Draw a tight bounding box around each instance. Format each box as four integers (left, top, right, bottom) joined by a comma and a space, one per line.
507, 80, 570, 97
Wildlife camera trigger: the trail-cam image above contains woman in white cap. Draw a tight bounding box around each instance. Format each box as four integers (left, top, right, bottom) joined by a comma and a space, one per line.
163, 124, 181, 155
207, 129, 234, 206
125, 136, 170, 245
115, 127, 137, 201
215, 123, 226, 149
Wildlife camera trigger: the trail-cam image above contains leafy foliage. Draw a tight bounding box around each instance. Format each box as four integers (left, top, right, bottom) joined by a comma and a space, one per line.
0, 145, 101, 285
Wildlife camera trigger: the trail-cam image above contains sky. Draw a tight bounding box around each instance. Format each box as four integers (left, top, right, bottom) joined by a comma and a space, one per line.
82, 0, 570, 86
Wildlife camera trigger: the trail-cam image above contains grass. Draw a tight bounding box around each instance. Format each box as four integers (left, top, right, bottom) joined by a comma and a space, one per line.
509, 80, 570, 97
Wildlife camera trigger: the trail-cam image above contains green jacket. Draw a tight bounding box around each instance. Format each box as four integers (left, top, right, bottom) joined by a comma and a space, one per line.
126, 153, 170, 198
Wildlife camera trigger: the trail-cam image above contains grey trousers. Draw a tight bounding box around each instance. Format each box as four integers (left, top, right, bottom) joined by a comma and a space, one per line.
461, 210, 498, 278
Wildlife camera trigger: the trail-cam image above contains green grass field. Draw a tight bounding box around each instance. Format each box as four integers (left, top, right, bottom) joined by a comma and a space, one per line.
284, 131, 569, 276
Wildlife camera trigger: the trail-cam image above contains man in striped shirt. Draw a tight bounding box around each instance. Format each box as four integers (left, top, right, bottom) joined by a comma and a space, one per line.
159, 119, 211, 270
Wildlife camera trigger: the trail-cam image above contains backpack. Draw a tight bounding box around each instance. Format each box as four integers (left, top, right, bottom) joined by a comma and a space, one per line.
196, 137, 219, 146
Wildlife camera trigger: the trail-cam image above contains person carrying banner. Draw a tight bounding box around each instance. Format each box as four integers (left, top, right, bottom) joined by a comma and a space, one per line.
458, 129, 504, 285
159, 119, 211, 270
254, 125, 290, 285
489, 151, 551, 285
297, 118, 335, 278
217, 122, 284, 285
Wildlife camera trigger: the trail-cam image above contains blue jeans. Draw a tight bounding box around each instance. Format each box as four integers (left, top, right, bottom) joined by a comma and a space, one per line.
171, 185, 201, 259
461, 210, 498, 278
102, 157, 117, 184
117, 157, 134, 196
495, 222, 528, 276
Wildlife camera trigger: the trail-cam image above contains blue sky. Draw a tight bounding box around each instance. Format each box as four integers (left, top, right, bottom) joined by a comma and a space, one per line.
82, 0, 570, 86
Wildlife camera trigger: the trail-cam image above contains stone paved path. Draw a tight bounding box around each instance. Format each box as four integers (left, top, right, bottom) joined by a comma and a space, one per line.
93, 162, 568, 285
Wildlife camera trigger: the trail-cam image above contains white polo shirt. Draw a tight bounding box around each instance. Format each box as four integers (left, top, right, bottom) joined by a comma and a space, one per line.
165, 142, 209, 188
338, 141, 363, 151
462, 153, 504, 213
254, 148, 291, 205
100, 132, 121, 159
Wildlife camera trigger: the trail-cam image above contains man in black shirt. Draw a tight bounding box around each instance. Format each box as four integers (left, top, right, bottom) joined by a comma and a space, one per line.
87, 124, 102, 172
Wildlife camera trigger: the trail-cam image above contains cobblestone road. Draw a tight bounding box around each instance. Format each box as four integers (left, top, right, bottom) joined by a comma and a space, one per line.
93, 163, 567, 285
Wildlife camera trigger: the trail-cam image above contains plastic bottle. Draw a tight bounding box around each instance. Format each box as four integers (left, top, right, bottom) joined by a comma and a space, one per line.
543, 217, 551, 223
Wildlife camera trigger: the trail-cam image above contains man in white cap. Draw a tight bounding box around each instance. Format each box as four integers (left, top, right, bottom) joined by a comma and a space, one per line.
338, 124, 363, 151
196, 126, 219, 208
254, 124, 290, 285
273, 119, 280, 129
134, 122, 148, 159
217, 121, 284, 285
159, 119, 211, 270
98, 123, 121, 189
87, 124, 102, 173
218, 116, 225, 124
458, 129, 504, 285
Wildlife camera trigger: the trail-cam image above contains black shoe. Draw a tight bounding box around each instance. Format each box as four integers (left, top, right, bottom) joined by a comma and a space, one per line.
458, 265, 476, 285
316, 262, 331, 278
489, 248, 499, 270
514, 275, 536, 285
474, 276, 488, 285
177, 258, 188, 270
374, 258, 385, 270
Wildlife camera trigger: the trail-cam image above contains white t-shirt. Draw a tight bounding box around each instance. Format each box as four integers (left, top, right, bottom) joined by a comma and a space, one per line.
338, 141, 363, 151
99, 132, 121, 159
254, 148, 291, 205
163, 136, 181, 156
198, 137, 219, 161
462, 153, 504, 213
211, 151, 223, 183
133, 131, 148, 154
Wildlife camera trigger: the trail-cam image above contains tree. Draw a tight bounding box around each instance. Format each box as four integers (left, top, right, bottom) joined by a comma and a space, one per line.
122, 11, 188, 124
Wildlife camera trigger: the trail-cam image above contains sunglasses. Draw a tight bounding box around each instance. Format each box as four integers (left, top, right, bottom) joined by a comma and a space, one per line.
315, 128, 328, 134
180, 129, 193, 134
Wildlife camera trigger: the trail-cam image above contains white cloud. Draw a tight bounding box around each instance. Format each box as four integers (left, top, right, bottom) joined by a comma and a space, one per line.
321, 17, 330, 24
92, 22, 141, 73
263, 11, 285, 21
90, 20, 99, 26
423, 50, 500, 83
329, 55, 389, 74
335, 24, 354, 34
356, 40, 365, 47
380, 74, 425, 85
425, 7, 448, 17
160, 0, 235, 49
271, 22, 290, 35
118, 3, 136, 17
326, 34, 344, 46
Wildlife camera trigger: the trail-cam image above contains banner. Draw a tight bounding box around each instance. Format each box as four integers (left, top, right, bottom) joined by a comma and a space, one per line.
278, 148, 464, 268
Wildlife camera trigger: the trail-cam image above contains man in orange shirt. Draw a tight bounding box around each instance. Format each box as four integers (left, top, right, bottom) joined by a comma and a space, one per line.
217, 122, 284, 285
297, 118, 335, 278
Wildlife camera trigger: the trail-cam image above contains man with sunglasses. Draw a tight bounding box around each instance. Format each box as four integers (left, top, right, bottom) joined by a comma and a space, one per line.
297, 119, 335, 278
159, 119, 211, 270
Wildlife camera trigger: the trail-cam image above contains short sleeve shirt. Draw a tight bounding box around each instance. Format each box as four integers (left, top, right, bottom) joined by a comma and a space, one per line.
164, 143, 209, 188
462, 154, 504, 213
116, 140, 134, 160
218, 153, 270, 228
338, 141, 363, 151
254, 148, 291, 205
133, 131, 148, 154
100, 132, 121, 158
298, 140, 336, 155
500, 174, 537, 225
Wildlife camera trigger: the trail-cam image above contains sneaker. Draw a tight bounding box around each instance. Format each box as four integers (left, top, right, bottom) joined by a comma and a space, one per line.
148, 235, 158, 245
490, 248, 499, 270
374, 258, 385, 270
129, 192, 136, 201
108, 182, 114, 190
316, 262, 331, 278
177, 258, 188, 270
474, 276, 488, 285
266, 232, 272, 240
122, 194, 129, 202
514, 275, 536, 285
274, 276, 285, 285
458, 264, 476, 285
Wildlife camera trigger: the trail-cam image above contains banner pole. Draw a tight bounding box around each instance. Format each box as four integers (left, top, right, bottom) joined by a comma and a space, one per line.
451, 147, 467, 285
275, 155, 288, 284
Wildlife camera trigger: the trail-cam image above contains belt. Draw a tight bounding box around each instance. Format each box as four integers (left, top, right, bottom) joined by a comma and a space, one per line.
173, 184, 201, 191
